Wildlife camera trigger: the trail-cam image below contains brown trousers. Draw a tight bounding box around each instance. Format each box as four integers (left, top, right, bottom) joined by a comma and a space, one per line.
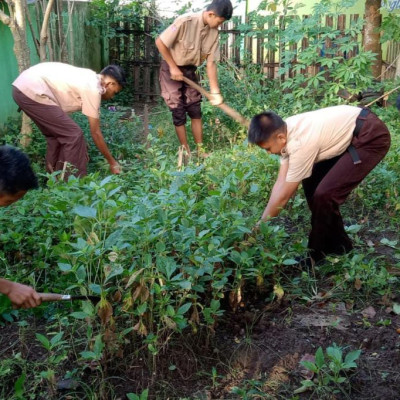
159, 61, 202, 126
12, 86, 88, 178
302, 110, 391, 262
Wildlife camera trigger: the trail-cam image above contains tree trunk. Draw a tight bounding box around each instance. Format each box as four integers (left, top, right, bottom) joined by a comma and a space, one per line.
56, 0, 68, 62
39, 0, 55, 61
364, 0, 382, 79
2, 0, 33, 146
67, 0, 75, 65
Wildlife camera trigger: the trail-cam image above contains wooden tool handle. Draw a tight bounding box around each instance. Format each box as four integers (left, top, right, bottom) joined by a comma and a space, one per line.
39, 293, 71, 302
181, 76, 250, 128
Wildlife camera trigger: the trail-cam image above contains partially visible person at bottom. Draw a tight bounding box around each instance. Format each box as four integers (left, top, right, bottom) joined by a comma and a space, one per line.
248, 105, 391, 264
155, 0, 233, 157
12, 62, 126, 179
0, 145, 41, 308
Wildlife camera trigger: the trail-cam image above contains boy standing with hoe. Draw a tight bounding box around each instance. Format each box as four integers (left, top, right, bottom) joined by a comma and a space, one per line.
155, 0, 233, 157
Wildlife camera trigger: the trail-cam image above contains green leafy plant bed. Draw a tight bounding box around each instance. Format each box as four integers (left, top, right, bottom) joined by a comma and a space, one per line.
1, 94, 400, 399
1, 0, 400, 394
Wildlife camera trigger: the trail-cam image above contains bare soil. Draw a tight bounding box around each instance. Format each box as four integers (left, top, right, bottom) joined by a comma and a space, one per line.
2, 288, 400, 400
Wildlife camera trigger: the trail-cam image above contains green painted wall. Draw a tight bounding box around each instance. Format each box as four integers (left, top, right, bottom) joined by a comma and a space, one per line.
0, 2, 41, 131
0, 11, 20, 133
0, 1, 107, 130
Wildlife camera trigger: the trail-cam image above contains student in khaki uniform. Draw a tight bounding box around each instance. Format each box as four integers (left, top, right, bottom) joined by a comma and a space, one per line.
155, 0, 233, 156
12, 63, 126, 179
248, 105, 391, 264
0, 145, 42, 309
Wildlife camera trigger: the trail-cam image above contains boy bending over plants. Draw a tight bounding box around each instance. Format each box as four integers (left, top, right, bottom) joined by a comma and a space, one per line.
155, 0, 233, 156
249, 105, 391, 264
13, 63, 126, 179
0, 145, 41, 308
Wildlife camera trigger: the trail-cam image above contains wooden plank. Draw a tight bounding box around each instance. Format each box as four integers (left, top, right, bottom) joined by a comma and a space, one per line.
133, 31, 141, 101
244, 16, 253, 61
144, 16, 151, 102
278, 15, 286, 81
232, 16, 241, 65
301, 16, 309, 76
256, 21, 264, 65
287, 16, 297, 78
267, 18, 275, 79
348, 14, 359, 59
337, 14, 346, 58
325, 15, 333, 57
134, 65, 140, 102
220, 21, 229, 61
124, 22, 130, 61
134, 32, 141, 61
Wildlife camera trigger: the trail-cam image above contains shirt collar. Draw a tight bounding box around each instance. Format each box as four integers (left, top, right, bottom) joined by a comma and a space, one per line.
199, 11, 207, 30
97, 74, 106, 95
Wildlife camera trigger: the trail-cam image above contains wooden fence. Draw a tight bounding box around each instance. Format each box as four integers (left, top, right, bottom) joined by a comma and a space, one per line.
109, 15, 400, 102
219, 14, 362, 79
109, 17, 161, 102
383, 41, 400, 80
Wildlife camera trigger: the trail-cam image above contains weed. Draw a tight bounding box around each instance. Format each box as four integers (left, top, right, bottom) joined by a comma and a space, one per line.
295, 344, 361, 397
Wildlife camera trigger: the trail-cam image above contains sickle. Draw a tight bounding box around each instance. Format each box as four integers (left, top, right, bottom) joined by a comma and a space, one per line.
39, 292, 100, 303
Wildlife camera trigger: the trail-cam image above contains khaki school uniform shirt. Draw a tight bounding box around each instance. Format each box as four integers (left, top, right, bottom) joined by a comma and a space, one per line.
281, 105, 361, 182
13, 62, 103, 119
158, 12, 220, 66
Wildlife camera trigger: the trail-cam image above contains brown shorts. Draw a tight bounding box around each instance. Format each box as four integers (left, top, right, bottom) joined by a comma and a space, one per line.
12, 86, 88, 178
159, 60, 202, 126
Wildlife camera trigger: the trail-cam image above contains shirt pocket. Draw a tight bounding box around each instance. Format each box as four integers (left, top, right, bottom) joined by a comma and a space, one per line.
201, 42, 212, 55
179, 39, 195, 55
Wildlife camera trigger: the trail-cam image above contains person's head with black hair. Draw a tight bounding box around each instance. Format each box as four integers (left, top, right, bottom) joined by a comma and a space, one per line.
248, 111, 287, 155
0, 145, 38, 206
204, 0, 233, 28
207, 0, 233, 20
100, 65, 127, 100
396, 95, 400, 111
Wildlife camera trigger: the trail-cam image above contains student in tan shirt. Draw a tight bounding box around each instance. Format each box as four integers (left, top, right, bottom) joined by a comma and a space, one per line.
0, 145, 41, 309
155, 0, 233, 156
248, 105, 391, 264
12, 63, 126, 179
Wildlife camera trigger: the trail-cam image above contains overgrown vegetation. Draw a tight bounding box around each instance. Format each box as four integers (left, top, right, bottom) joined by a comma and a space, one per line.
1, 0, 400, 398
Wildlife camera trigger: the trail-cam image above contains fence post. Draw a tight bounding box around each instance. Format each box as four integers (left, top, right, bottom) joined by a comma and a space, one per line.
133, 30, 141, 102
143, 103, 149, 143
232, 16, 241, 65
244, 15, 253, 62
348, 14, 359, 59
301, 15, 309, 77
256, 21, 264, 66
288, 16, 298, 79
144, 16, 151, 103
267, 18, 275, 79
337, 14, 346, 58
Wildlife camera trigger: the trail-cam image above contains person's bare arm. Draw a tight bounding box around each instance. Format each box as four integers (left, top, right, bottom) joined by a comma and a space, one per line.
259, 162, 300, 222
206, 59, 223, 105
87, 117, 120, 174
206, 59, 220, 93
0, 279, 41, 309
155, 37, 183, 81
